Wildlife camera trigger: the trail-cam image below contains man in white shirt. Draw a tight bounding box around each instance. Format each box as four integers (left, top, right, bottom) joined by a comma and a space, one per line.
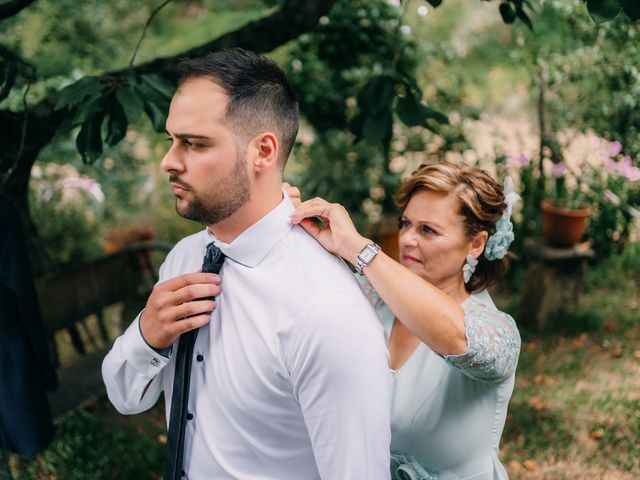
101, 49, 391, 479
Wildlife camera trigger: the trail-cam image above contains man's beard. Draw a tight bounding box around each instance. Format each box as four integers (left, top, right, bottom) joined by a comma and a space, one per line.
173, 155, 251, 225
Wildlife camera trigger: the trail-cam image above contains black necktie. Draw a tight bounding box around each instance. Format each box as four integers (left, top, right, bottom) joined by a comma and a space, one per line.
164, 242, 225, 480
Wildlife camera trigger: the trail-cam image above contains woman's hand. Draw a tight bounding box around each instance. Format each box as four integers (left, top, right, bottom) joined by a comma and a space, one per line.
291, 197, 370, 266
282, 182, 302, 207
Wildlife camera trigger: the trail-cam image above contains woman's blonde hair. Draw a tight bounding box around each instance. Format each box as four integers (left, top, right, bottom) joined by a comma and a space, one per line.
395, 162, 508, 292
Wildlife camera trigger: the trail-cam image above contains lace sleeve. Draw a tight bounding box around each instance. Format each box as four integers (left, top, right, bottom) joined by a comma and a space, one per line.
354, 274, 385, 310
444, 299, 521, 383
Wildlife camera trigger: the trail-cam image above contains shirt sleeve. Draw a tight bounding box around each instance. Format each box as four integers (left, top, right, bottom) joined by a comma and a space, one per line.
286, 289, 391, 480
101, 312, 170, 414
101, 259, 172, 415
444, 300, 521, 383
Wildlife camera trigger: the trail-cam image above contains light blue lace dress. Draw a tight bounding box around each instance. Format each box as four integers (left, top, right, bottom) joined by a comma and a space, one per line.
360, 280, 521, 480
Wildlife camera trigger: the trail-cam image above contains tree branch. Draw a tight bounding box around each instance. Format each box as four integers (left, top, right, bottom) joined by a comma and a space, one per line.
129, 0, 174, 69
120, 0, 338, 80
0, 0, 38, 20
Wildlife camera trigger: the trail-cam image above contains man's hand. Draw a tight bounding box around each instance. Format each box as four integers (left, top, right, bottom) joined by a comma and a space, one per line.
139, 272, 221, 349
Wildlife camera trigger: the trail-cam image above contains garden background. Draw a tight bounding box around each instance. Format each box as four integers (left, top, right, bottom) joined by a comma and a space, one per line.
1, 0, 639, 478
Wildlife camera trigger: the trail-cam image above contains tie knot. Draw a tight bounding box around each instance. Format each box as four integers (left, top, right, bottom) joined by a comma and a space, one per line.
202, 243, 225, 274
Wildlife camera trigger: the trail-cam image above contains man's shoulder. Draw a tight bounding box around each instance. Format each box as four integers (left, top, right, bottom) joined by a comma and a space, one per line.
282, 226, 357, 286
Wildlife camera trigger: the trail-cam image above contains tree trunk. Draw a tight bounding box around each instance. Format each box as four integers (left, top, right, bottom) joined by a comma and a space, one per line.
0, 107, 64, 275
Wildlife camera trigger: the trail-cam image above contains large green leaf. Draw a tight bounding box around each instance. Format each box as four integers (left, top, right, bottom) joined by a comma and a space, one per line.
499, 2, 517, 24
134, 82, 170, 113
586, 0, 621, 23
622, 0, 640, 20
143, 99, 168, 133
358, 75, 396, 116
69, 95, 107, 127
116, 86, 144, 123
105, 96, 128, 146
140, 74, 174, 101
515, 3, 533, 30
76, 112, 104, 163
55, 77, 103, 110
396, 91, 449, 127
396, 93, 425, 127
362, 111, 392, 146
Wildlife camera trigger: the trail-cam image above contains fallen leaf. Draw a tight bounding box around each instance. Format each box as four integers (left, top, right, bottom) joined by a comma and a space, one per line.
633, 350, 640, 359
611, 344, 623, 358
508, 460, 522, 472
523, 459, 538, 472
571, 333, 589, 348
528, 396, 549, 411
590, 430, 603, 440
532, 374, 556, 385
157, 434, 167, 444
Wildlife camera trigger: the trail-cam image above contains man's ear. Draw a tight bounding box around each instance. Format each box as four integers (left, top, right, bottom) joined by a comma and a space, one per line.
251, 132, 278, 172
468, 231, 489, 260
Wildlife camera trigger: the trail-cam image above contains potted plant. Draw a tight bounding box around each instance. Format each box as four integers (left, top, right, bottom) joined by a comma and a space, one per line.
540, 161, 591, 247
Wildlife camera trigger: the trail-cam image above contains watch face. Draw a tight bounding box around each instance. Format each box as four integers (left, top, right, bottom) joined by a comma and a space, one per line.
360, 246, 377, 262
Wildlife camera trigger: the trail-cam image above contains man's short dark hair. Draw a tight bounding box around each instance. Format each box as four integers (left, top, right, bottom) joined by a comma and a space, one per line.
177, 49, 299, 170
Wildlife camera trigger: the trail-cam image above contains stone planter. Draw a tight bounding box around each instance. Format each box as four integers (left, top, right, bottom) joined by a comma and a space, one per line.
540, 200, 591, 247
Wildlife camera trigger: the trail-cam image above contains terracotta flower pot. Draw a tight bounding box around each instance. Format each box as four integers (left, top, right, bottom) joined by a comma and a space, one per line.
540, 200, 591, 248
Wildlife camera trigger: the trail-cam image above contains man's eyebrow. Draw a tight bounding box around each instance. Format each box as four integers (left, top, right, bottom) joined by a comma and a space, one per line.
165, 130, 211, 140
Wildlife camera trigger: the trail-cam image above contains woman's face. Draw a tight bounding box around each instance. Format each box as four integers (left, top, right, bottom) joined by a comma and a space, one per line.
398, 190, 478, 290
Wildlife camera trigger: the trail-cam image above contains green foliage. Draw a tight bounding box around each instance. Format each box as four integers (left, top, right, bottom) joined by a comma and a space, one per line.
584, 0, 640, 23
289, 130, 394, 228
502, 399, 575, 458
589, 395, 640, 471
56, 73, 173, 163
544, 308, 604, 335
29, 164, 104, 269
12, 410, 164, 479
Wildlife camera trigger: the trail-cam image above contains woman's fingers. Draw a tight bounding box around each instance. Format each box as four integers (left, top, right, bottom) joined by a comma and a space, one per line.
283, 182, 302, 206
291, 197, 335, 223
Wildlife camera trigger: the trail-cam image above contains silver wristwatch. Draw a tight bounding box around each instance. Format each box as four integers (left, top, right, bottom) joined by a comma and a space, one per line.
355, 243, 380, 274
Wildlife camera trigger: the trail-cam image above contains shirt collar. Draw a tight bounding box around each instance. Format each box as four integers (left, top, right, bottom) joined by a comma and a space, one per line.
205, 191, 295, 268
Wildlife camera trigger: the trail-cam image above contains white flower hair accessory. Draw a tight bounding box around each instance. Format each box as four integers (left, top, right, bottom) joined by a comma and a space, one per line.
463, 254, 478, 284
483, 177, 520, 261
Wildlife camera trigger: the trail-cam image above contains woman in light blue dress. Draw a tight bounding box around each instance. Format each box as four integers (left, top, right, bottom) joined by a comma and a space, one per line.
290, 162, 521, 480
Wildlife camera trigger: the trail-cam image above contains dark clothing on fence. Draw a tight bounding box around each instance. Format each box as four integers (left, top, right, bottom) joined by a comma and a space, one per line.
0, 197, 57, 454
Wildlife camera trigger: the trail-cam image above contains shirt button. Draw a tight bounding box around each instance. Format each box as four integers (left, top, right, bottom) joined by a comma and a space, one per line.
196, 354, 204, 362
150, 357, 159, 367
186, 412, 194, 420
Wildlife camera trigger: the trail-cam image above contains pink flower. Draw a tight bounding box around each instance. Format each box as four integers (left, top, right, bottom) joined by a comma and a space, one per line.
608, 140, 623, 157
621, 155, 632, 167
552, 162, 567, 178
606, 159, 618, 173
516, 154, 530, 166
626, 166, 639, 182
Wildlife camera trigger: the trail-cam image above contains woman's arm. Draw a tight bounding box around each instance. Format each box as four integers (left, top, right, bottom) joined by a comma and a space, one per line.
291, 197, 467, 356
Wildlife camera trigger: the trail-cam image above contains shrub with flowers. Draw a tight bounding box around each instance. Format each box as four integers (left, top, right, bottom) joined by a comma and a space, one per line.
29, 163, 105, 269
513, 139, 640, 257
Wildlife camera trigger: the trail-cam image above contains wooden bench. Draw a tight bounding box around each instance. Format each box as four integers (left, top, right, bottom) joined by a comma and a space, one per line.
36, 241, 171, 418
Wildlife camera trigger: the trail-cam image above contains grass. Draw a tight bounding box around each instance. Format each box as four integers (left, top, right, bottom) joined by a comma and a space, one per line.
494, 259, 640, 479
8, 254, 640, 479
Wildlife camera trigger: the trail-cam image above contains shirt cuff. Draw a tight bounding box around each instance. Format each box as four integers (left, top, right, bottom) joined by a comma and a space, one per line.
121, 312, 171, 377
137, 310, 172, 358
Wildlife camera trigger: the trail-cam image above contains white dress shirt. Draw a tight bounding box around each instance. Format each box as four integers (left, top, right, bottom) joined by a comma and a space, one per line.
102, 193, 391, 479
